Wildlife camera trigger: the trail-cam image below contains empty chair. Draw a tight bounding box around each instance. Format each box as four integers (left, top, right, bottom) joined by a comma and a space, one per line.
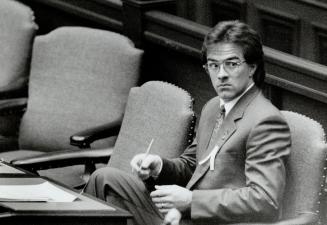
0, 26, 143, 187
0, 0, 38, 149
0, 0, 37, 99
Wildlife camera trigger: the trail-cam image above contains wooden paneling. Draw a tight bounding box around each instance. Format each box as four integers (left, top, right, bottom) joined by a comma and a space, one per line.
186, 0, 327, 66
313, 22, 327, 65
143, 11, 327, 120
210, 0, 247, 25
18, 0, 124, 34
256, 5, 300, 55
144, 11, 206, 57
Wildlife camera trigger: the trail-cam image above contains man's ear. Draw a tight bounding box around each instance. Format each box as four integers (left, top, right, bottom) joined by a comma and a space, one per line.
249, 64, 257, 77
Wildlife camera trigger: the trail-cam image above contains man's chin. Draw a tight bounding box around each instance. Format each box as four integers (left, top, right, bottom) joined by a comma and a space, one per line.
217, 92, 233, 101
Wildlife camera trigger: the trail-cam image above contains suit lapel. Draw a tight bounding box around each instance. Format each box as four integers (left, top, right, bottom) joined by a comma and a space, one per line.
186, 119, 237, 189
186, 86, 260, 189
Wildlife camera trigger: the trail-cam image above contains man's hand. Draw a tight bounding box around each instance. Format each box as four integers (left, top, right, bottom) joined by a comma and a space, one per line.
162, 208, 182, 225
130, 153, 162, 180
151, 185, 192, 213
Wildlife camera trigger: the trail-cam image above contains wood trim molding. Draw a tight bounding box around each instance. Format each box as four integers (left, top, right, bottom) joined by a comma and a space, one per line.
266, 74, 327, 104
122, 0, 175, 8
23, 0, 124, 31
264, 47, 327, 99
210, 0, 247, 23
312, 22, 327, 65
255, 4, 301, 55
144, 11, 208, 57
293, 0, 327, 10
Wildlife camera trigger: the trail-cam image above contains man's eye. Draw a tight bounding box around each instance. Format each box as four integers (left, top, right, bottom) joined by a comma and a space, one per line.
225, 61, 238, 67
208, 63, 219, 69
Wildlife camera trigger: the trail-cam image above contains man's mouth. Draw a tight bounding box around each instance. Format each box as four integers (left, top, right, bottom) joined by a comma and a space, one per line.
218, 84, 230, 88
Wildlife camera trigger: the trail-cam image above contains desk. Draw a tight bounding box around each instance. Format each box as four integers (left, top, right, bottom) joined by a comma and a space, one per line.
0, 162, 131, 225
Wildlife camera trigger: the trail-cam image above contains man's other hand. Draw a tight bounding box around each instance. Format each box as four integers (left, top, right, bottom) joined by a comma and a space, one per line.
151, 185, 192, 213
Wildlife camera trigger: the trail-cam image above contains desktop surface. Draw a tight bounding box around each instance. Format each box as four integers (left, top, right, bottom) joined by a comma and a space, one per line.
0, 161, 131, 225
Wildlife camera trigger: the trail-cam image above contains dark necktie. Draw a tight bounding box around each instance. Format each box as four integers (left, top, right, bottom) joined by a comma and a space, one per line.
208, 104, 225, 148
199, 105, 225, 170
212, 105, 225, 135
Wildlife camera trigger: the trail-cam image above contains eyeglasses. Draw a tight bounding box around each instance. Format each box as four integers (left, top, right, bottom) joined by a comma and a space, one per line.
203, 59, 246, 75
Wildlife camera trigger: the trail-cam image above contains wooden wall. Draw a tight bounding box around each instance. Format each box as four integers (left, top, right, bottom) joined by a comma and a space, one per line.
182, 0, 327, 66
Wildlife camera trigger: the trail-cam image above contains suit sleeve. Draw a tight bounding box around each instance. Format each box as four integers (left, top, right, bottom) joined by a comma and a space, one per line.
155, 139, 197, 186
154, 101, 213, 187
191, 115, 291, 222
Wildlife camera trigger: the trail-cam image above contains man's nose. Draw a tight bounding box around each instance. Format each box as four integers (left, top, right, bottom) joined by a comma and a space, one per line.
216, 65, 228, 79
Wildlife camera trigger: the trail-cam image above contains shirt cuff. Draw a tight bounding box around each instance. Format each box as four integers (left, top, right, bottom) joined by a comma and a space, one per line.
151, 157, 163, 179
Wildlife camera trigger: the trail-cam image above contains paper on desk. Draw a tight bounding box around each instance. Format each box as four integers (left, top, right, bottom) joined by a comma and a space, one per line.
0, 162, 24, 174
0, 181, 77, 202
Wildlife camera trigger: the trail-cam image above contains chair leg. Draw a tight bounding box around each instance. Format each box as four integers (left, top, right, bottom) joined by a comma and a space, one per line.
83, 162, 96, 182
74, 162, 96, 190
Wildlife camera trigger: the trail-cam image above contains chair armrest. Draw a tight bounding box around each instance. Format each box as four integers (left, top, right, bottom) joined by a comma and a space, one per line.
70, 118, 122, 148
0, 98, 27, 115
0, 77, 28, 99
11, 148, 114, 171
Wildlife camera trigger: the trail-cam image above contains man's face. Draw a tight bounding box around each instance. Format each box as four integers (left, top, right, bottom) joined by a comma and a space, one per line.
206, 42, 256, 102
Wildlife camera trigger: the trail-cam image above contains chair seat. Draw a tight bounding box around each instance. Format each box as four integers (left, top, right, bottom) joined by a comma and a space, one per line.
38, 166, 85, 188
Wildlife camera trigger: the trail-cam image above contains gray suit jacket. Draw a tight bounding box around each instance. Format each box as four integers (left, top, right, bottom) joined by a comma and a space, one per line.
157, 86, 291, 223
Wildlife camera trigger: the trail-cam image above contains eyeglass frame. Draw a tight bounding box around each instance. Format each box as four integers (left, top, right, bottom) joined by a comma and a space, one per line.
203, 59, 246, 75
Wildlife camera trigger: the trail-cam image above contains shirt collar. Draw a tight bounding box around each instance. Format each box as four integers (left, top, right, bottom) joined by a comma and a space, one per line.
220, 83, 255, 116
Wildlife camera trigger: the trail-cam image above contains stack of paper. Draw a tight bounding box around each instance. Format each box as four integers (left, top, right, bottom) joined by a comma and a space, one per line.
0, 180, 77, 202
0, 162, 24, 174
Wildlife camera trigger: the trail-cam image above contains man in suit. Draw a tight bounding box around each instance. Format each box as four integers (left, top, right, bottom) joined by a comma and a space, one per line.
85, 20, 291, 225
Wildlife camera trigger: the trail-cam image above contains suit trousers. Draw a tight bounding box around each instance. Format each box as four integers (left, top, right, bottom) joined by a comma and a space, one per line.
84, 167, 164, 225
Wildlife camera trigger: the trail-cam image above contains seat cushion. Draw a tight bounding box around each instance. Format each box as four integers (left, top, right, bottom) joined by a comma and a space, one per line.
38, 166, 85, 188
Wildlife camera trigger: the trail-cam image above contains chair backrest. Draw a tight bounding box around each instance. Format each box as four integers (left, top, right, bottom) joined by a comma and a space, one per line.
108, 81, 195, 173
19, 27, 143, 151
0, 0, 37, 89
280, 111, 327, 220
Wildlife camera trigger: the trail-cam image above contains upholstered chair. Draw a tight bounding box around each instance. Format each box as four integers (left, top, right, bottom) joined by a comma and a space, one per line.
106, 81, 196, 172
12, 81, 195, 186
0, 27, 143, 187
0, 0, 38, 149
180, 111, 327, 225
0, 0, 37, 99
273, 111, 327, 225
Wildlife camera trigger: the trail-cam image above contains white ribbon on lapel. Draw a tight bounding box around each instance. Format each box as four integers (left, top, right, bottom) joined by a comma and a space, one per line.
199, 145, 219, 170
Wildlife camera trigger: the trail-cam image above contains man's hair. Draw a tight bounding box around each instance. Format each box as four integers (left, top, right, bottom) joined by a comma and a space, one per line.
202, 20, 265, 88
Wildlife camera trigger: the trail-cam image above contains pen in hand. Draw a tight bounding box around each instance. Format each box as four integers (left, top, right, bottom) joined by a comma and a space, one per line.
140, 138, 154, 170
